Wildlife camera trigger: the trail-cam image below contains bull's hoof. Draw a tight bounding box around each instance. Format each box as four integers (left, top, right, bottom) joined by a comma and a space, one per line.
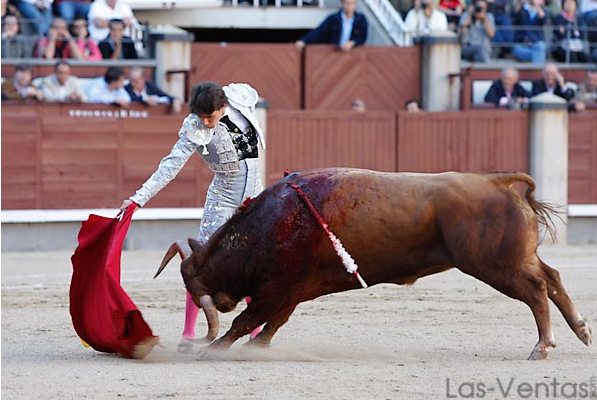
177, 337, 205, 353
527, 341, 556, 360
576, 318, 593, 347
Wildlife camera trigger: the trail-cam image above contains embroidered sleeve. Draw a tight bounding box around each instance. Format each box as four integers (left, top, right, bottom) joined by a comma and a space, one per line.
129, 131, 198, 207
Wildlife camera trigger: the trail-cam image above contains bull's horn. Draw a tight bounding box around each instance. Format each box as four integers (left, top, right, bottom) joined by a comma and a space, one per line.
154, 240, 192, 279
199, 294, 220, 342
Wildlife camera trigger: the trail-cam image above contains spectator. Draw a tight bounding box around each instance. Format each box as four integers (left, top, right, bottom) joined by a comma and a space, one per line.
484, 67, 530, 108
70, 17, 102, 61
125, 67, 182, 112
459, 0, 495, 62
295, 0, 368, 52
98, 18, 138, 59
88, 0, 136, 42
14, 0, 53, 36
404, 0, 449, 43
34, 17, 82, 59
55, 0, 91, 23
580, 0, 597, 47
512, 0, 547, 63
438, 0, 465, 28
1, 15, 31, 58
37, 61, 86, 103
350, 98, 366, 111
531, 63, 585, 112
1, 63, 43, 101
576, 69, 597, 103
405, 98, 422, 111
552, 0, 589, 62
85, 66, 130, 106
488, 0, 514, 57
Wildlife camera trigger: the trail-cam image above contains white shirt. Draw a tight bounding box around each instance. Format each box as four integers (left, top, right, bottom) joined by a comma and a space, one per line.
88, 0, 135, 42
579, 0, 597, 13
340, 12, 355, 46
226, 105, 250, 132
404, 8, 449, 44
86, 77, 131, 105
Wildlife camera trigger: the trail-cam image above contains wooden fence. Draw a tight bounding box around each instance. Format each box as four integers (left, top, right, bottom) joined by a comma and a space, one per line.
1, 103, 212, 210
189, 44, 302, 110
569, 112, 597, 204
188, 44, 421, 112
2, 103, 595, 210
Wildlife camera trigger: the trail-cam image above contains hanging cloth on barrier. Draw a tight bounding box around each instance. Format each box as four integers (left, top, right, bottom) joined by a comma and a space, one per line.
70, 206, 158, 359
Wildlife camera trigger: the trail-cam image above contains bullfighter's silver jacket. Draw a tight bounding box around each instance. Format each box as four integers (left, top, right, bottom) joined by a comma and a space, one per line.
129, 83, 265, 242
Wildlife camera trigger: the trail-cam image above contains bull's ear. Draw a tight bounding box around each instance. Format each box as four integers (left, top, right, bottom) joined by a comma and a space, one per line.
188, 238, 203, 254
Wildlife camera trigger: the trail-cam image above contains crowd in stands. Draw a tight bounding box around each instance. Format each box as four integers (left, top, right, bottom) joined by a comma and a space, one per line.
396, 0, 597, 63
483, 62, 596, 110
1, 0, 141, 59
1, 61, 182, 112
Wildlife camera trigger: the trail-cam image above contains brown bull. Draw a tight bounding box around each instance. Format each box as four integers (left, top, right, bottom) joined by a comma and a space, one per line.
157, 168, 592, 360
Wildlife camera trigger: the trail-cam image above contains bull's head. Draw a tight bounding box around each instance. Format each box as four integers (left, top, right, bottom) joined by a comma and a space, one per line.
155, 239, 220, 343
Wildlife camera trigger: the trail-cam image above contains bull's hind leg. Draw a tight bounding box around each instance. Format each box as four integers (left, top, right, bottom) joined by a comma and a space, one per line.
540, 260, 593, 347
460, 265, 555, 360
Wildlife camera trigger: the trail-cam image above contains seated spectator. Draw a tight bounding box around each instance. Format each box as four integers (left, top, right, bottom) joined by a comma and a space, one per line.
531, 63, 585, 112
552, 0, 589, 62
488, 0, 513, 57
14, 0, 53, 35
125, 67, 181, 112
580, 0, 597, 48
438, 0, 465, 28
1, 63, 43, 101
576, 68, 597, 104
88, 0, 136, 42
484, 67, 530, 108
37, 61, 86, 103
512, 0, 547, 63
405, 98, 422, 111
295, 0, 368, 52
404, 0, 449, 43
350, 98, 366, 111
1, 15, 31, 58
98, 18, 138, 59
34, 17, 82, 59
55, 0, 91, 23
85, 66, 130, 106
70, 17, 102, 61
459, 0, 495, 62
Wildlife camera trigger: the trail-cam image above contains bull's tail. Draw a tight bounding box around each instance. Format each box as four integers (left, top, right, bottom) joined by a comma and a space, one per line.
488, 172, 562, 241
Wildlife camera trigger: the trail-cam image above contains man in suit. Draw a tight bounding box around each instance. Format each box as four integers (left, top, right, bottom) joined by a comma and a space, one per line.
125, 67, 182, 113
531, 63, 585, 112
98, 18, 138, 59
484, 67, 529, 108
295, 0, 368, 52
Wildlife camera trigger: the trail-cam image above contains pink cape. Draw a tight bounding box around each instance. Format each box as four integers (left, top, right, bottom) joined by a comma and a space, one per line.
70, 207, 158, 359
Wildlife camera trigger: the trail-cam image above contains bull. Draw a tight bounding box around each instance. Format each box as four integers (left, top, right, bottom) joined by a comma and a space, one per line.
157, 168, 592, 360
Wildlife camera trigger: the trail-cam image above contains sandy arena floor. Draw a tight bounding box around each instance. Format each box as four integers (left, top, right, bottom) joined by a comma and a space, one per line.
2, 245, 596, 399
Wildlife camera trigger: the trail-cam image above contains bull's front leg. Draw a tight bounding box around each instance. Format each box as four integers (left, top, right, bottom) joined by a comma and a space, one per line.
206, 296, 280, 351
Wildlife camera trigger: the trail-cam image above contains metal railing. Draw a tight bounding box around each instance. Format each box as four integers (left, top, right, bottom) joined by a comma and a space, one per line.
361, 0, 408, 45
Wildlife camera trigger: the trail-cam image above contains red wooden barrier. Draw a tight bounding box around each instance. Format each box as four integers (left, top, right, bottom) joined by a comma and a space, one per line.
304, 45, 421, 112
189, 43, 301, 110
569, 112, 597, 204
397, 110, 529, 173
266, 110, 397, 185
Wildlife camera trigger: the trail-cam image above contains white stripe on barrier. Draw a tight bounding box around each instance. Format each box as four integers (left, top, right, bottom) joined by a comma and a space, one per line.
0, 208, 204, 223
0, 205, 594, 224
